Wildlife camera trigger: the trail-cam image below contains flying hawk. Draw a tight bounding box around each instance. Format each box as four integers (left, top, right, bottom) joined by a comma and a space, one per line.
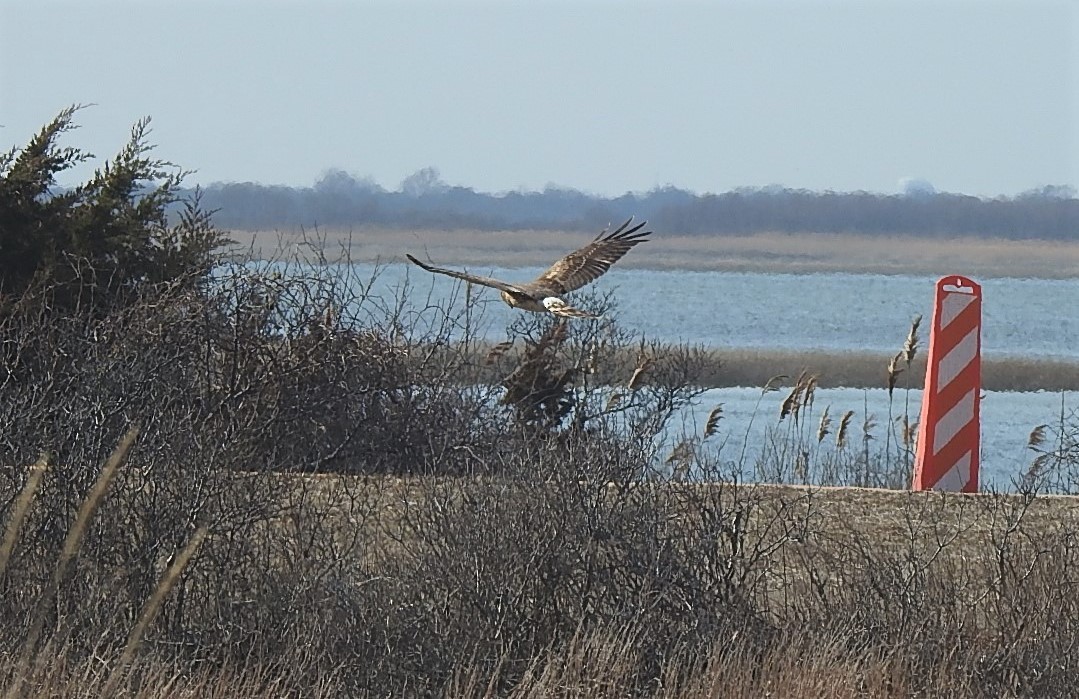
406, 218, 650, 319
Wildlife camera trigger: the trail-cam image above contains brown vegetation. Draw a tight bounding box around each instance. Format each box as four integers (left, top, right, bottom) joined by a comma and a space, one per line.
3, 249, 1079, 697
452, 342, 1079, 392
230, 226, 1079, 279
8, 111, 1078, 695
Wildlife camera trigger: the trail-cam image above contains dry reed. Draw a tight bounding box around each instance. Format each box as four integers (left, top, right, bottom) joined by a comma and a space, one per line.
704, 405, 724, 440
53, 425, 139, 589
762, 374, 787, 393
899, 415, 918, 447
836, 410, 855, 448
817, 406, 832, 444
102, 525, 210, 696
627, 356, 654, 391
0, 451, 51, 579
7, 425, 139, 698
779, 371, 811, 422
803, 375, 817, 410
666, 441, 694, 479
886, 351, 904, 397
903, 314, 922, 366
1029, 424, 1048, 449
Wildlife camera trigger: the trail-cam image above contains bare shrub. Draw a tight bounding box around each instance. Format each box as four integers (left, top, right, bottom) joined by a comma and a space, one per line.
2, 247, 1079, 697
1023, 399, 1079, 494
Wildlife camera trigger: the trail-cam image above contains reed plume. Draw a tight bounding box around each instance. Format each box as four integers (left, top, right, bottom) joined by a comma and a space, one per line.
102, 525, 210, 696
862, 413, 877, 444
898, 415, 919, 447
761, 374, 788, 394
666, 440, 694, 480
903, 314, 922, 366
15, 425, 139, 685
779, 371, 809, 422
0, 451, 52, 579
803, 375, 818, 411
1028, 424, 1048, 449
627, 356, 654, 391
817, 406, 832, 444
886, 351, 904, 398
836, 410, 855, 449
703, 405, 724, 440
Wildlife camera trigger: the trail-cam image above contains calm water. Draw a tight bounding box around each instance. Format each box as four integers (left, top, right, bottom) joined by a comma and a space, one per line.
374, 263, 1079, 359
683, 386, 1074, 489
263, 262, 1079, 486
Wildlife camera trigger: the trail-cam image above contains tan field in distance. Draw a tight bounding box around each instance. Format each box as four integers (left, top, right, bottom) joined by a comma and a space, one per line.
228, 226, 1079, 279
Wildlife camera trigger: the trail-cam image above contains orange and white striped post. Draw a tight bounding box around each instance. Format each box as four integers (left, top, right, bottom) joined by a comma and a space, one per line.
913, 276, 982, 492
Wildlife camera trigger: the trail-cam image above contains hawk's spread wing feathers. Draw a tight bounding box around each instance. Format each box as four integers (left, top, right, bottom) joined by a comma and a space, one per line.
405, 254, 525, 294
530, 218, 651, 295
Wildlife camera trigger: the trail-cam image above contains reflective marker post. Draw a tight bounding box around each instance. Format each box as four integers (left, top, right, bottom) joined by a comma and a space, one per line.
912, 276, 982, 492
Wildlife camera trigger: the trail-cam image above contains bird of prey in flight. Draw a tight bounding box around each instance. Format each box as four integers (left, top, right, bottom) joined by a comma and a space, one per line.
406, 218, 650, 319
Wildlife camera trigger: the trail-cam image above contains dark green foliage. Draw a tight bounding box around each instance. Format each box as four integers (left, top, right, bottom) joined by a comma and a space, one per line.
0, 106, 227, 313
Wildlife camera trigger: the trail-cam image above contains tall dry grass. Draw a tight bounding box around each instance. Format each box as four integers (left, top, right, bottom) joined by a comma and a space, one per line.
2, 428, 215, 699
2, 243, 1079, 697
0, 452, 49, 579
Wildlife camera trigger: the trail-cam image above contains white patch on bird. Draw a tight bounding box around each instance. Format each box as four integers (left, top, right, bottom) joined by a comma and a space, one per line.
542, 297, 599, 319
542, 297, 568, 311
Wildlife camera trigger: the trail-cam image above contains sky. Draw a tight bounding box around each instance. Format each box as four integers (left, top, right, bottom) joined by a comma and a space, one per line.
1, 0, 1076, 197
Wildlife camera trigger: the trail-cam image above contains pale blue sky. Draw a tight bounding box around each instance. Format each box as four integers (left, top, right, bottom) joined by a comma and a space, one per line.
1, 0, 1076, 197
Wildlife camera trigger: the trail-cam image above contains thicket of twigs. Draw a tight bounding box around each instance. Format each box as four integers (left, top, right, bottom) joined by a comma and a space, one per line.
2, 255, 1079, 698
4, 108, 1079, 697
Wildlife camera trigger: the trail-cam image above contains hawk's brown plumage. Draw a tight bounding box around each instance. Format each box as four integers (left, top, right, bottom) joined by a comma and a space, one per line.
406, 218, 651, 318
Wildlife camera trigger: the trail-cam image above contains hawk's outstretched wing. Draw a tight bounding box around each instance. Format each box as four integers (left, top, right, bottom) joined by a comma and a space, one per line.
405, 254, 525, 294
529, 218, 651, 296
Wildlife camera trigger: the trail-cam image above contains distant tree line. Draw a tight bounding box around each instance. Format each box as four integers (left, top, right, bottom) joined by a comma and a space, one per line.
192, 167, 1079, 240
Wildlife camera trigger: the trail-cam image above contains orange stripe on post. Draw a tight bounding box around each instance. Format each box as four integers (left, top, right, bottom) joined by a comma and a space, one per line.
913, 276, 982, 492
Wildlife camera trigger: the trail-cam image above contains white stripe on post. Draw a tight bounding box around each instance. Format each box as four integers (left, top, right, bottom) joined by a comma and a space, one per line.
913, 275, 982, 493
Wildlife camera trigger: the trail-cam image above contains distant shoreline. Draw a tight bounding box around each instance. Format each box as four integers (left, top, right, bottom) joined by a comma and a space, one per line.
456, 344, 1079, 393
223, 228, 1079, 391
227, 227, 1079, 280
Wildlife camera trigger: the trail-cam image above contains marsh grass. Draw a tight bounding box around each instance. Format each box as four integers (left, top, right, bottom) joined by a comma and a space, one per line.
229, 227, 1079, 279
0, 648, 343, 699
3, 428, 212, 698
453, 343, 1079, 392
0, 452, 49, 579
3, 243, 1079, 697
102, 525, 209, 695
697, 315, 924, 489
14, 427, 138, 680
